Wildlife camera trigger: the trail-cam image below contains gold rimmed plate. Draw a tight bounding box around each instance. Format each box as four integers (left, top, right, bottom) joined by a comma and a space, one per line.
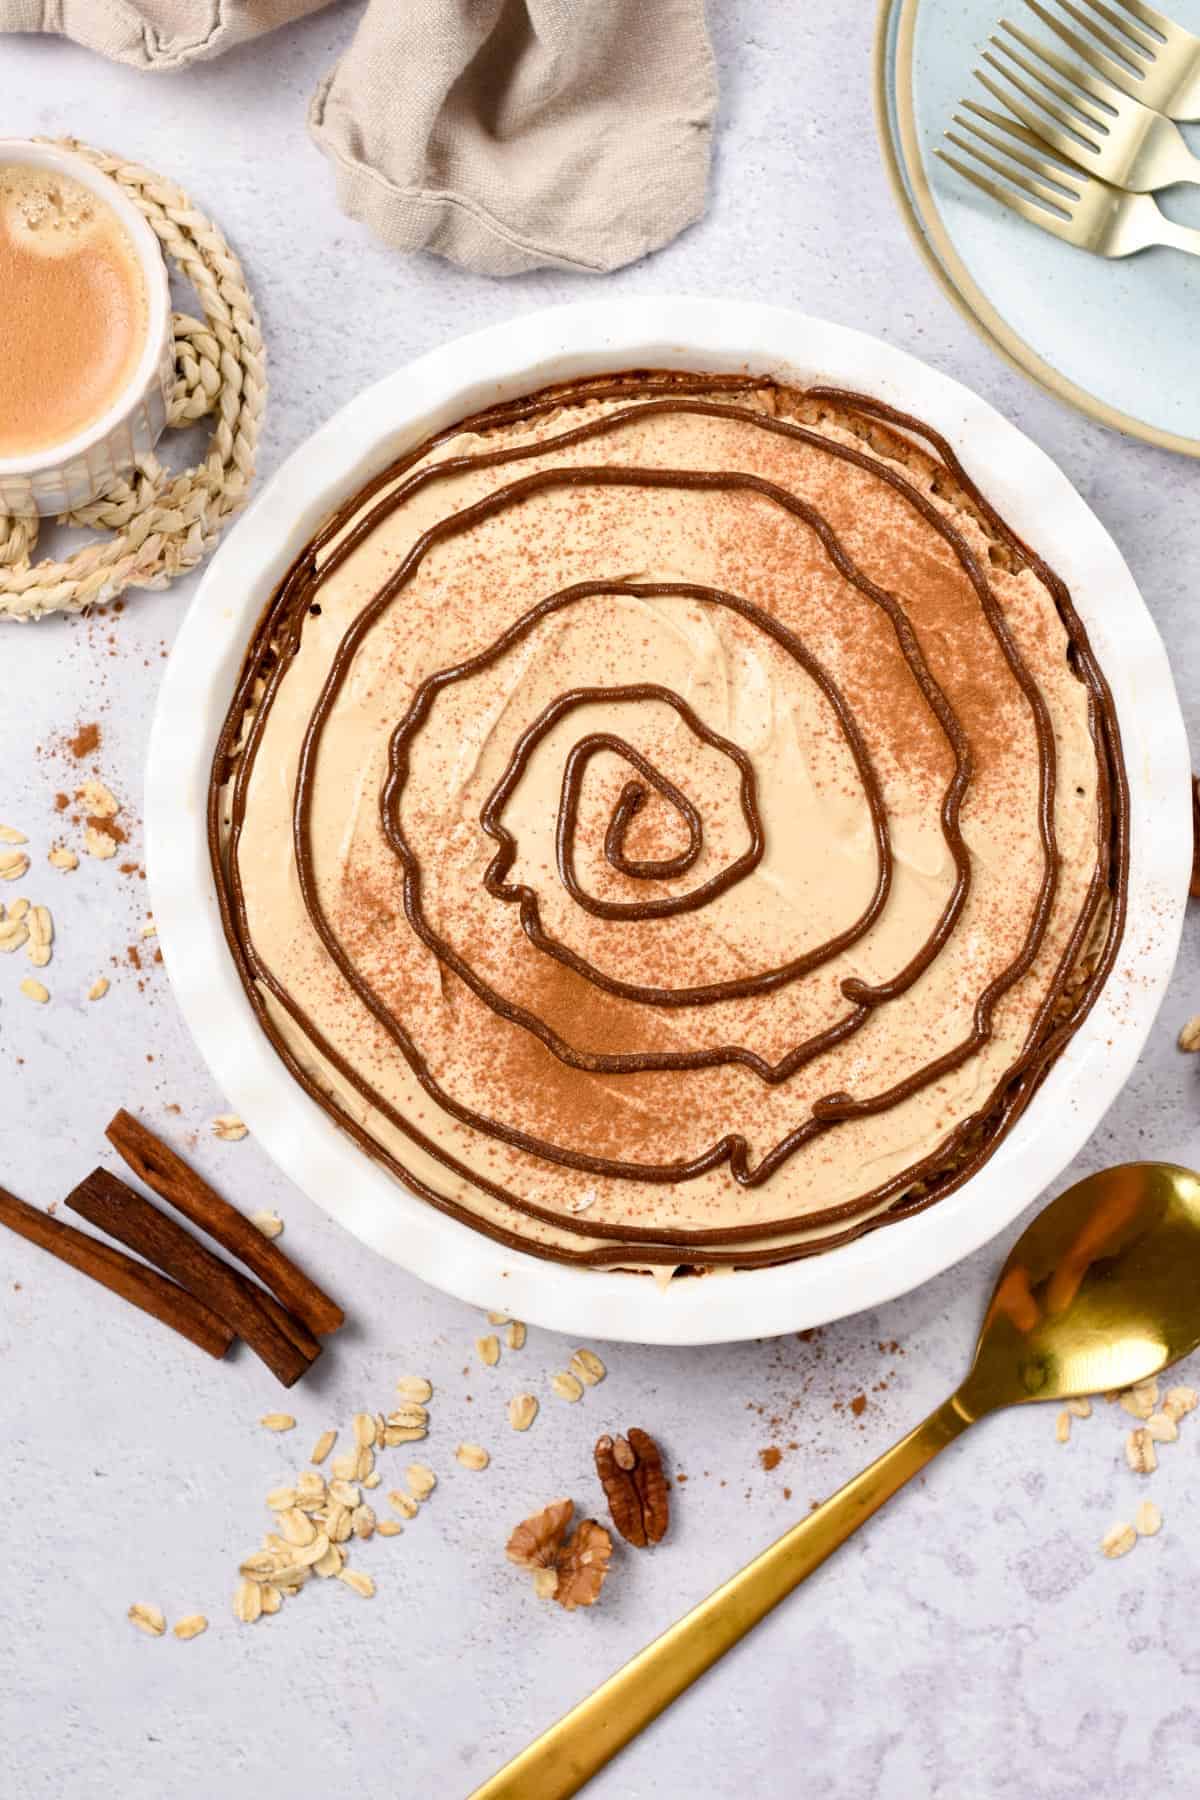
874, 0, 1200, 457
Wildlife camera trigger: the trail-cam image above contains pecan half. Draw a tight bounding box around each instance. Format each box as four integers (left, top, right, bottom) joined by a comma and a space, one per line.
506, 1497, 574, 1571
555, 1518, 613, 1611
595, 1428, 669, 1547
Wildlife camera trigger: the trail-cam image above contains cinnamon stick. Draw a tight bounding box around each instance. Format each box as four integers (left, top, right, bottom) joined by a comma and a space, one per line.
66, 1168, 316, 1387
0, 1181, 234, 1360
106, 1109, 343, 1336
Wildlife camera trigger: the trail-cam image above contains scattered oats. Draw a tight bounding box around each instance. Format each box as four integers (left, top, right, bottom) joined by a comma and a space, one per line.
1119, 1388, 1156, 1421
1136, 1500, 1162, 1537
26, 903, 51, 967
338, 1568, 375, 1599
0, 825, 27, 845
266, 1485, 297, 1512
551, 1371, 584, 1403
27, 904, 51, 961
1101, 1521, 1137, 1559
48, 846, 78, 871
8, 898, 29, 922
128, 1603, 166, 1637
212, 1114, 248, 1142
84, 826, 116, 861
354, 1444, 375, 1482
87, 976, 109, 1001
352, 1504, 377, 1539
383, 1423, 427, 1446
362, 1471, 381, 1490
0, 849, 30, 881
310, 1428, 336, 1465
532, 1567, 559, 1600
1164, 1385, 1198, 1420
313, 1543, 344, 1578
1055, 1410, 1071, 1444
388, 1403, 428, 1430
388, 1490, 419, 1520
278, 1508, 317, 1547
1133, 1378, 1160, 1400
1066, 1398, 1092, 1419
456, 1442, 490, 1471
19, 977, 48, 1004
377, 1520, 403, 1537
1145, 1411, 1179, 1443
78, 778, 118, 818
396, 1376, 432, 1403
506, 1320, 526, 1351
260, 1413, 296, 1433
292, 1533, 332, 1568
487, 1310, 510, 1326
1179, 1016, 1200, 1052
328, 1479, 360, 1509
251, 1210, 283, 1239
570, 1348, 606, 1387
173, 1614, 208, 1641
259, 1583, 282, 1614
325, 1504, 353, 1544
0, 918, 27, 953
508, 1393, 538, 1432
141, 920, 157, 938
269, 1563, 310, 1591
1126, 1427, 1158, 1474
329, 1452, 357, 1481
353, 1411, 378, 1449
234, 1580, 264, 1623
295, 1471, 326, 1509
406, 1463, 436, 1501
476, 1333, 500, 1367
239, 1552, 276, 1581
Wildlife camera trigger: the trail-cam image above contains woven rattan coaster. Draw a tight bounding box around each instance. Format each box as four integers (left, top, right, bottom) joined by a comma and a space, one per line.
0, 140, 266, 623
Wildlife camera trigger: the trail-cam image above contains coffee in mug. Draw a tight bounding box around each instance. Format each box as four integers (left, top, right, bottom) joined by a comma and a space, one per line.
0, 162, 149, 459
0, 142, 172, 517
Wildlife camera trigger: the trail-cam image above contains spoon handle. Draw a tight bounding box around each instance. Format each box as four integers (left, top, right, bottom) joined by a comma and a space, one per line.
470, 1392, 974, 1800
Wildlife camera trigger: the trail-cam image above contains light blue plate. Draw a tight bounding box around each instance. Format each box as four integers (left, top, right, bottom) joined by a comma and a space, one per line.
875, 0, 1200, 455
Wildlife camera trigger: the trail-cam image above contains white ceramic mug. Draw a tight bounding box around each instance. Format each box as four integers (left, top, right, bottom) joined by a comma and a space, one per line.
0, 140, 174, 518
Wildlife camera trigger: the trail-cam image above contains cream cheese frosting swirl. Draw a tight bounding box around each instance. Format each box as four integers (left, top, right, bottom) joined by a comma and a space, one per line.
210, 372, 1127, 1271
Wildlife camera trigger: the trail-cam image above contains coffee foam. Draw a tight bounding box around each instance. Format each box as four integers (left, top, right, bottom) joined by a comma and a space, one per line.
0, 163, 149, 459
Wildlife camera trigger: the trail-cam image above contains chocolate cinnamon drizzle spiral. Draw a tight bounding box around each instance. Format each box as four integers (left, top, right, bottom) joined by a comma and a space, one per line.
210, 371, 1127, 1271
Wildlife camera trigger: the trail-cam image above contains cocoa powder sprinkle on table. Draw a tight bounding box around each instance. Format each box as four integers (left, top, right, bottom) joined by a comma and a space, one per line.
66, 722, 100, 760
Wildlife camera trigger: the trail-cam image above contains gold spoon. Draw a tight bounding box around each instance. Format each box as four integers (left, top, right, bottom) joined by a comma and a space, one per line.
471, 1162, 1200, 1800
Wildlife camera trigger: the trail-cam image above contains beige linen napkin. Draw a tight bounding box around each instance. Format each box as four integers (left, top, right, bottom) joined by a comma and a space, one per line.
2, 0, 717, 274
0, 0, 330, 69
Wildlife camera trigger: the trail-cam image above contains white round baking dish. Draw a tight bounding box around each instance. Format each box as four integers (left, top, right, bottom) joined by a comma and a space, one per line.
146, 299, 1190, 1344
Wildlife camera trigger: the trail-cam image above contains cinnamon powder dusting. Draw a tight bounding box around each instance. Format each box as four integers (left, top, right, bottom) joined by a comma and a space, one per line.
67, 722, 101, 759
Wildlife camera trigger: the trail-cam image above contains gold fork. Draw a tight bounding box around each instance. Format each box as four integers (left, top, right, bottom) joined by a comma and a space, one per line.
979, 17, 1200, 188
934, 101, 1200, 256
1024, 0, 1200, 121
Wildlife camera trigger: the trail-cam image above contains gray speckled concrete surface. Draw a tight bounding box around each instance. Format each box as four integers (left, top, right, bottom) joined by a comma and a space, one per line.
3, 5, 1200, 1796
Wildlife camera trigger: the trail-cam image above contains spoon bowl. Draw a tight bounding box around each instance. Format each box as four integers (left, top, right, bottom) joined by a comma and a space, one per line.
961, 1161, 1200, 1418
